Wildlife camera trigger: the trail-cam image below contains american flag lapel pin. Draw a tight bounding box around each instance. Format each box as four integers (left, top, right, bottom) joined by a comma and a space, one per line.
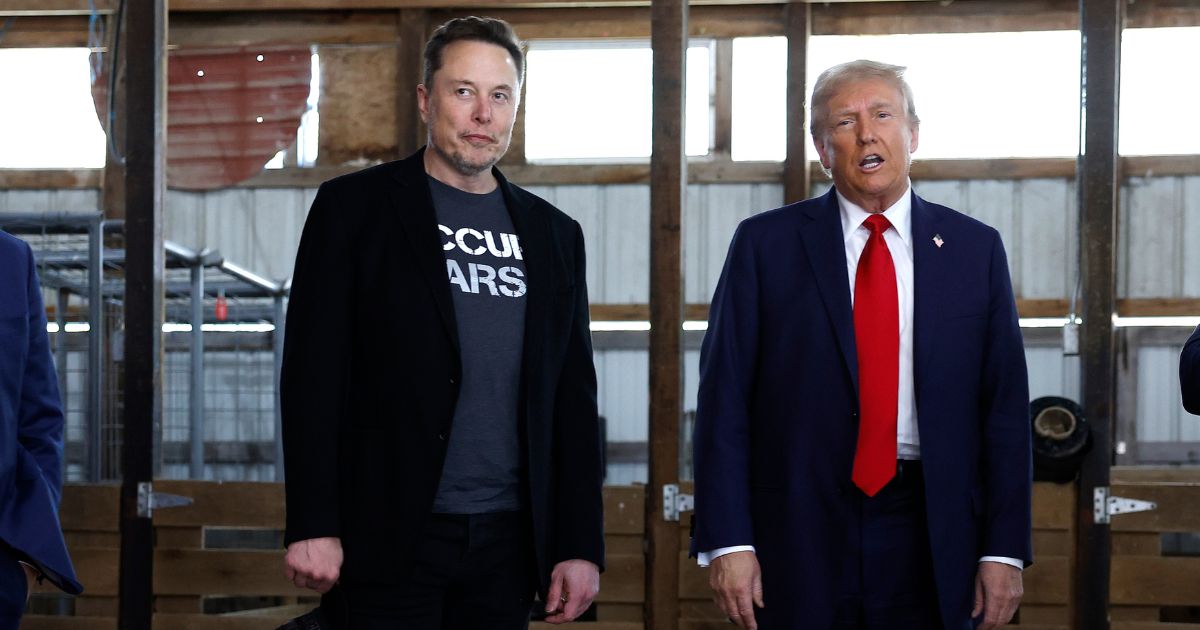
932, 234, 944, 248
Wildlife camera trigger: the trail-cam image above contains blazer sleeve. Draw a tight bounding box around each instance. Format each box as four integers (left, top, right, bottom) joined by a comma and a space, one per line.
17, 242, 67, 508
1182, 325, 1200, 416
979, 231, 1033, 566
281, 184, 356, 545
551, 221, 606, 570
690, 222, 760, 555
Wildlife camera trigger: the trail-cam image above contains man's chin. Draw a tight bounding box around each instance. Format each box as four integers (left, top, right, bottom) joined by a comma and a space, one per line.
451, 151, 503, 177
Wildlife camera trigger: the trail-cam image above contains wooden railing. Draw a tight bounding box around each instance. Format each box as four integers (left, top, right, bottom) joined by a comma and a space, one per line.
19, 469, 1200, 629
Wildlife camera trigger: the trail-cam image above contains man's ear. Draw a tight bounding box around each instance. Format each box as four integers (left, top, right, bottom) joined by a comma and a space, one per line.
813, 134, 832, 170
416, 84, 430, 124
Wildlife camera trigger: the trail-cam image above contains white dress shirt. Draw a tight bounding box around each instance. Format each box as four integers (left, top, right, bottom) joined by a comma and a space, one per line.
698, 186, 1021, 571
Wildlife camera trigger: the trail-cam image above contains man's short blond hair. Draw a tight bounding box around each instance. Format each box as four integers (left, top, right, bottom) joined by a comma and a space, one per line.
809, 59, 920, 141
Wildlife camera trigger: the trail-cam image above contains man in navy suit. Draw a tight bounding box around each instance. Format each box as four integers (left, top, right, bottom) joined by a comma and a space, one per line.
0, 232, 83, 626
691, 60, 1031, 629
1182, 325, 1200, 415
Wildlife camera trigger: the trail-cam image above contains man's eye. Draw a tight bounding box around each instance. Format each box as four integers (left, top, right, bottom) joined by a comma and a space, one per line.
493, 92, 509, 102
456, 88, 471, 96
878, 112, 892, 119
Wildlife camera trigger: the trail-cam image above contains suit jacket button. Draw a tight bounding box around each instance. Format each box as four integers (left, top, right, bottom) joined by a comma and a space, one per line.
449, 378, 457, 385
438, 433, 446, 441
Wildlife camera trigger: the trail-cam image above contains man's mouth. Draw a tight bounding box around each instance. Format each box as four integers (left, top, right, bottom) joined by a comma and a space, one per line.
463, 133, 495, 145
859, 154, 884, 171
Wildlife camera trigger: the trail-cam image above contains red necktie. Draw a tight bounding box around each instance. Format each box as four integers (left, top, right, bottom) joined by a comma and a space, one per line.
852, 214, 899, 497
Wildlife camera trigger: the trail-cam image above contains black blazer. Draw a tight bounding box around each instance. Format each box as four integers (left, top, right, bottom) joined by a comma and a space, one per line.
280, 149, 605, 593
1182, 325, 1200, 415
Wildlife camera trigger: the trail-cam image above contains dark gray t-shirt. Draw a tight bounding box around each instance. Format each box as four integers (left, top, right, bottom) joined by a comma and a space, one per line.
428, 175, 527, 514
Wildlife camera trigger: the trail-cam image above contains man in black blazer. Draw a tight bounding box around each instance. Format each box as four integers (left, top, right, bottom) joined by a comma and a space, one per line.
1182, 325, 1200, 415
280, 17, 604, 629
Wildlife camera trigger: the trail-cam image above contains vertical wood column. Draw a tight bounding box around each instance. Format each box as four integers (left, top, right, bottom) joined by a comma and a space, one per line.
118, 0, 166, 627
646, 0, 687, 628
397, 9, 427, 157
1075, 1, 1123, 628
783, 1, 811, 204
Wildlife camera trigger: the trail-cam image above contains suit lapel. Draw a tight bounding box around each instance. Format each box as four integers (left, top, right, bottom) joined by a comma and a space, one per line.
387, 149, 461, 353
910, 193, 944, 397
798, 190, 859, 394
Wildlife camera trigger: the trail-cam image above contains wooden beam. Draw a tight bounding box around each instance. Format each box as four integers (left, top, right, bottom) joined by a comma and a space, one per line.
711, 39, 733, 158
7, 2, 1198, 49
783, 2, 810, 203
813, 0, 1079, 34
170, 11, 399, 47
1075, 1, 1123, 628
0, 169, 102, 188
395, 9, 426, 158
646, 0, 686, 628
10, 154, 1200, 190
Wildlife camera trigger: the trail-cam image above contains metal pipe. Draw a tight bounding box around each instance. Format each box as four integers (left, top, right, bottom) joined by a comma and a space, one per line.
87, 219, 103, 482
273, 294, 286, 482
189, 263, 205, 480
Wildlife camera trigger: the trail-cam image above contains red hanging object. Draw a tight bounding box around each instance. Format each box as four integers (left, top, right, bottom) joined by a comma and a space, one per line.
215, 290, 228, 322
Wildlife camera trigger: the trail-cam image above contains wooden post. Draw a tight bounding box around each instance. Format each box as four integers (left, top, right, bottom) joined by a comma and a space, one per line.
1074, 1, 1123, 628
646, 0, 686, 628
783, 1, 810, 204
396, 8, 426, 157
117, 0, 165, 627
712, 38, 733, 159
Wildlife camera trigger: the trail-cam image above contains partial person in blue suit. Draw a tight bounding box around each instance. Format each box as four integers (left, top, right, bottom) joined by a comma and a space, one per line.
1182, 324, 1200, 415
0, 231, 83, 627
690, 60, 1031, 630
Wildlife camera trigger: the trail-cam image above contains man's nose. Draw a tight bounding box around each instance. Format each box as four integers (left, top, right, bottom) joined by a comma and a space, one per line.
857, 120, 877, 144
473, 96, 493, 124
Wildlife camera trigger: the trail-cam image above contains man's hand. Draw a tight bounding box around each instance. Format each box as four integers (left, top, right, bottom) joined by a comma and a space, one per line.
973, 561, 1023, 629
283, 537, 343, 593
709, 551, 764, 630
543, 559, 600, 624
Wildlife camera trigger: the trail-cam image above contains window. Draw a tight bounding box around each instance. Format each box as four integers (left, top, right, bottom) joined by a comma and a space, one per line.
266, 50, 321, 169
524, 40, 712, 161
1119, 27, 1200, 156
732, 31, 1084, 161
0, 48, 107, 168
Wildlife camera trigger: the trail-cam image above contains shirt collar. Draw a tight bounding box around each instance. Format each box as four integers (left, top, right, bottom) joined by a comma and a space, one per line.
836, 182, 913, 247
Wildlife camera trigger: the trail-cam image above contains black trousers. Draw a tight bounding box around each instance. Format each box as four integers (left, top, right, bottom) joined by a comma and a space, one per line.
331, 511, 535, 630
833, 460, 946, 630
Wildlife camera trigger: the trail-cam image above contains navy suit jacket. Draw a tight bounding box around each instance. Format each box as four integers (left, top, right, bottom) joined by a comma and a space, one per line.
1182, 325, 1200, 415
691, 189, 1031, 628
0, 232, 82, 594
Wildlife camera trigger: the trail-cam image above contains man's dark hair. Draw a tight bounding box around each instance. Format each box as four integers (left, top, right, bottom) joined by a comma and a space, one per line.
423, 17, 524, 88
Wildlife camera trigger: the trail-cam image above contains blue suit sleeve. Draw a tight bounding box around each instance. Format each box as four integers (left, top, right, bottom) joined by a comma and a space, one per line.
979, 232, 1033, 566
1182, 325, 1200, 416
17, 243, 67, 507
692, 222, 760, 554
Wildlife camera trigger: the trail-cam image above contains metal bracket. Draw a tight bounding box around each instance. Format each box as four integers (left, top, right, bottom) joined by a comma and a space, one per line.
136, 482, 195, 518
663, 484, 694, 522
1093, 486, 1157, 524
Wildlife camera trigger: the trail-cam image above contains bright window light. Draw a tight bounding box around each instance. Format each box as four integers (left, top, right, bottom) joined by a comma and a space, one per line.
733, 32, 1083, 161
0, 48, 106, 168
524, 40, 712, 161
1119, 27, 1200, 156
732, 37, 787, 161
